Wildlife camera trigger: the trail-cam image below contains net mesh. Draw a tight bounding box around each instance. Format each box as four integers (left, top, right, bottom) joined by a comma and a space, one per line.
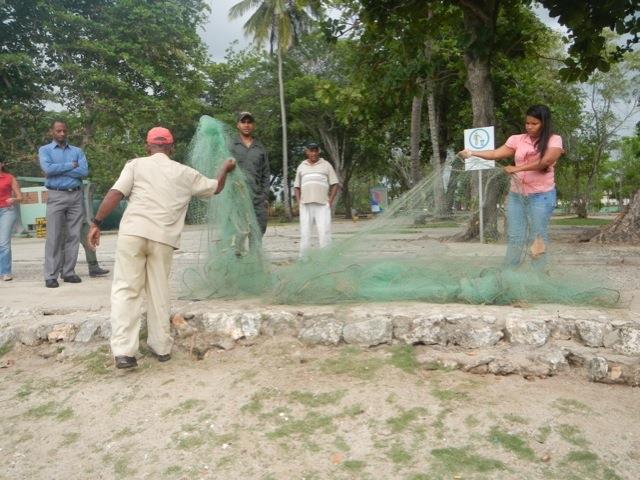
182, 116, 272, 299
181, 115, 619, 307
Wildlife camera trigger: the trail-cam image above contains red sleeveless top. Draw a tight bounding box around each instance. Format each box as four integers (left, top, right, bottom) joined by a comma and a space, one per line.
0, 173, 15, 208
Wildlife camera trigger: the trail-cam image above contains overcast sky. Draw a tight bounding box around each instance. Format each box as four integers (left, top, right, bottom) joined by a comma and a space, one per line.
200, 0, 252, 62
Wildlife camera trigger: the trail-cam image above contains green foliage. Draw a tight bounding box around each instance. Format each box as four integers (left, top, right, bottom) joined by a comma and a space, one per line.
550, 217, 612, 226
389, 345, 420, 373
288, 390, 346, 407
0, 341, 13, 358
560, 450, 623, 480
386, 407, 428, 433
161, 399, 206, 417
552, 398, 593, 415
266, 412, 335, 438
387, 443, 413, 464
556, 45, 639, 215
341, 459, 366, 472
320, 348, 386, 380
557, 424, 589, 447
488, 427, 536, 461
539, 0, 639, 81
2, 0, 210, 191
430, 447, 506, 474
24, 401, 74, 421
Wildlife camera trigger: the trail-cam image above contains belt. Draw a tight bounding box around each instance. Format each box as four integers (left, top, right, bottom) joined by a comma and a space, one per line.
47, 186, 81, 192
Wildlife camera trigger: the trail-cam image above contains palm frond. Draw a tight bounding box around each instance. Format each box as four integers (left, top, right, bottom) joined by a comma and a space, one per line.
228, 0, 266, 20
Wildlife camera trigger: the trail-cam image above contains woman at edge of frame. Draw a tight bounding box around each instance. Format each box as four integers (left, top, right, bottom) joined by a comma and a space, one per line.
0, 159, 23, 281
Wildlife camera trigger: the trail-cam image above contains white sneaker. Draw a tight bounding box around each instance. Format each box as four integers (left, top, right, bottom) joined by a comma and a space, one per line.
2, 275, 12, 281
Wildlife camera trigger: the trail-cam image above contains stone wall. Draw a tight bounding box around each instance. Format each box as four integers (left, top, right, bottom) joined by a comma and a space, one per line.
1, 304, 639, 385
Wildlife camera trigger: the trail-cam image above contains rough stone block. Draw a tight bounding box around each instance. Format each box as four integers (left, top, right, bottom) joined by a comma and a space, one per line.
505, 316, 550, 347
343, 316, 392, 347
548, 315, 576, 340
394, 314, 445, 345
588, 357, 609, 381
298, 314, 342, 345
535, 348, 569, 374
613, 326, 640, 356
445, 313, 469, 324
0, 327, 17, 350
575, 320, 607, 347
97, 319, 111, 339
487, 359, 518, 375
240, 312, 262, 338
260, 311, 300, 336
603, 329, 621, 348
75, 318, 103, 343
201, 312, 244, 340
47, 323, 78, 343
444, 315, 504, 348
17, 324, 53, 346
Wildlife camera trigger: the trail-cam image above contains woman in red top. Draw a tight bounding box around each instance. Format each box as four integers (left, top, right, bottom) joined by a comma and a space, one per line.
0, 160, 23, 281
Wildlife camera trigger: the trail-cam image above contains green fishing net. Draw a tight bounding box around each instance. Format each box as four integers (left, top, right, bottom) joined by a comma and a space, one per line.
182, 116, 272, 298
181, 115, 618, 307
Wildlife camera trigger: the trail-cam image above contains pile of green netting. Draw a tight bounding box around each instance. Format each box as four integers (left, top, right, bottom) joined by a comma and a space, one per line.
182, 116, 272, 298
181, 115, 618, 307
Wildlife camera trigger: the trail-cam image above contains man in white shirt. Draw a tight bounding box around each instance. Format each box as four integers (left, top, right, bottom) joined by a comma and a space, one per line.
293, 143, 340, 258
87, 127, 235, 369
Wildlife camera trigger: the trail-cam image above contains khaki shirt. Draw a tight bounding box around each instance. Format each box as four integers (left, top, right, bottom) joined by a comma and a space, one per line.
111, 153, 218, 248
294, 158, 339, 204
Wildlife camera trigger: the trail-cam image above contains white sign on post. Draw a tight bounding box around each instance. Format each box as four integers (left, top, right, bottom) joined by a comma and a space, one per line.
463, 126, 495, 171
463, 126, 496, 244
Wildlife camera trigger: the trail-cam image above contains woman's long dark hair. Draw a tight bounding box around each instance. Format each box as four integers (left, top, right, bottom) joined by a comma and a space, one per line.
526, 104, 552, 158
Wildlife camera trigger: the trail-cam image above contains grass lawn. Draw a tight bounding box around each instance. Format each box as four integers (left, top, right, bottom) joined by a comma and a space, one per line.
550, 217, 613, 226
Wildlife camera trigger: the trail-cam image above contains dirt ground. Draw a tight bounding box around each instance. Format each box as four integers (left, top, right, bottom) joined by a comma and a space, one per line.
1, 220, 639, 479
1, 338, 639, 480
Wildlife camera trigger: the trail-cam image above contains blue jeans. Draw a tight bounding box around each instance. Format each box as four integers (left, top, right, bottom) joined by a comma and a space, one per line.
505, 189, 556, 268
0, 205, 17, 275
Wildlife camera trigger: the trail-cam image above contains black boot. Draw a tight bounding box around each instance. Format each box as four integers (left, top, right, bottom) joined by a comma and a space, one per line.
89, 265, 110, 277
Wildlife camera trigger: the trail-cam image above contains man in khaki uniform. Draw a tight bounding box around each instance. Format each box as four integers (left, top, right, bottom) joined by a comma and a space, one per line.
88, 127, 235, 369
293, 143, 340, 258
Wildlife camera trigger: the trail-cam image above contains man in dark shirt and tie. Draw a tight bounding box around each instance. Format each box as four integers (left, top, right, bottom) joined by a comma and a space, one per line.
38, 120, 88, 288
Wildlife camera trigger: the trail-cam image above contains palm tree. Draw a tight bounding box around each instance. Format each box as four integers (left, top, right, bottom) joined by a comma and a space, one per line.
229, 0, 320, 221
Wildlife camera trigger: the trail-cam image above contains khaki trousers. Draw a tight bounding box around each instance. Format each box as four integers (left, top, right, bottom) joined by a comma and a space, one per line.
110, 234, 174, 357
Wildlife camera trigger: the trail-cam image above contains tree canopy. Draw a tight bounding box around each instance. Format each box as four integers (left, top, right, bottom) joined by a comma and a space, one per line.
1, 0, 638, 233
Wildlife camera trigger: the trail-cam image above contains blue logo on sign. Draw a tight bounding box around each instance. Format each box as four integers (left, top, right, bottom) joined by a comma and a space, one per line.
469, 129, 490, 149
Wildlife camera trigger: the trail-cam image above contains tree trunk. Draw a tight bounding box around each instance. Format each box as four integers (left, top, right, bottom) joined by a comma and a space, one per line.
410, 81, 425, 187
575, 196, 588, 218
425, 79, 445, 216
452, 1, 499, 241
317, 128, 346, 216
277, 49, 292, 221
589, 189, 640, 243
341, 176, 352, 219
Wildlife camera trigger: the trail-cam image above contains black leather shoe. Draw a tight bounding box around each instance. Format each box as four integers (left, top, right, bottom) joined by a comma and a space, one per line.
45, 279, 59, 288
89, 266, 110, 277
62, 274, 82, 283
115, 356, 138, 369
149, 349, 171, 362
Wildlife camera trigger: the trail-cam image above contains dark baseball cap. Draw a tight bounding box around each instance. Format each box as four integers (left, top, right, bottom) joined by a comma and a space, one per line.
237, 111, 254, 122
306, 142, 320, 150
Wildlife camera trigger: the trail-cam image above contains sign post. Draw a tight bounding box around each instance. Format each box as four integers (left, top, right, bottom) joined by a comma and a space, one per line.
463, 126, 495, 243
